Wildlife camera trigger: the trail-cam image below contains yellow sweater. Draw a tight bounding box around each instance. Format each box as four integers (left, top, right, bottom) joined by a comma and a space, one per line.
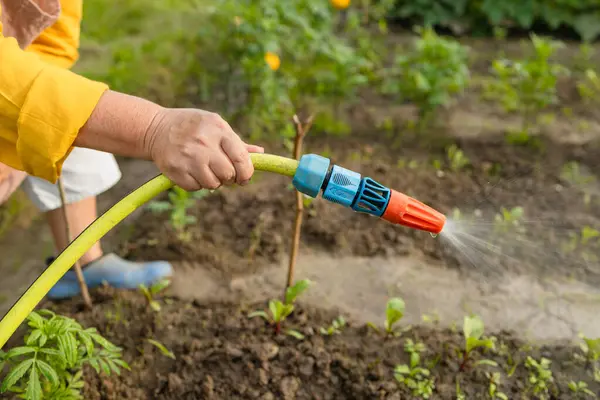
0, 0, 108, 183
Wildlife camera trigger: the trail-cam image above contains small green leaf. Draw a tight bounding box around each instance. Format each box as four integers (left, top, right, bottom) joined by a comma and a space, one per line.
1, 358, 35, 392
150, 279, 171, 295
286, 330, 305, 340
475, 359, 498, 368
27, 312, 45, 330
284, 279, 311, 304
5, 346, 36, 360
147, 339, 176, 360
464, 315, 485, 341
25, 365, 42, 400
36, 359, 59, 388
90, 332, 119, 352
26, 330, 43, 346
385, 297, 405, 332
248, 311, 269, 320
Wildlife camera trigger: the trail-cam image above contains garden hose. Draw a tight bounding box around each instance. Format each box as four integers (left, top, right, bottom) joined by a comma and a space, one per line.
0, 153, 445, 348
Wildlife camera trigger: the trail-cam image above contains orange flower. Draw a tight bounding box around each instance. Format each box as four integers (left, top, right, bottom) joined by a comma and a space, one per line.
330, 0, 350, 10
264, 52, 281, 71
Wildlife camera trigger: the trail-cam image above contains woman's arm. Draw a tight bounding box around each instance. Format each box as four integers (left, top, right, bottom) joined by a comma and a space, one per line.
0, 33, 108, 183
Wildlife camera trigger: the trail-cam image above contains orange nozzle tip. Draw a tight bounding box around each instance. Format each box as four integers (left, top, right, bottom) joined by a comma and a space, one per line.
382, 189, 446, 234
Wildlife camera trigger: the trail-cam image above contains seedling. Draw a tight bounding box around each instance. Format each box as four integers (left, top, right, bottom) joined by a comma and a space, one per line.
494, 206, 524, 233
561, 161, 596, 187
525, 356, 554, 399
458, 315, 497, 371
578, 335, 600, 381
249, 279, 310, 339
577, 69, 600, 104
320, 316, 346, 336
0, 310, 128, 399
486, 371, 508, 400
568, 381, 596, 398
147, 339, 176, 360
147, 187, 209, 241
484, 34, 568, 135
563, 227, 600, 255
446, 144, 470, 172
382, 27, 469, 127
394, 339, 435, 399
138, 278, 171, 312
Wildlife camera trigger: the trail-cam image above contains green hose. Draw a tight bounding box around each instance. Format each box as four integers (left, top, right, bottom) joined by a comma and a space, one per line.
0, 153, 299, 348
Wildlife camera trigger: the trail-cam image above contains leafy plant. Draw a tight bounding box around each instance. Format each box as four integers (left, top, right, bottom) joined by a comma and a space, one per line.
563, 226, 600, 256
138, 279, 171, 312
561, 161, 596, 187
147, 187, 209, 241
367, 297, 407, 336
459, 315, 497, 371
525, 356, 554, 399
320, 316, 346, 336
568, 380, 596, 398
0, 310, 128, 400
249, 279, 311, 339
484, 34, 568, 137
486, 371, 508, 400
382, 27, 469, 126
577, 69, 600, 104
494, 206, 524, 233
394, 339, 435, 399
446, 144, 470, 171
578, 335, 600, 381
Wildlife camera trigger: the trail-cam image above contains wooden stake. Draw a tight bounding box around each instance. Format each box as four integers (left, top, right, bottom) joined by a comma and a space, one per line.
57, 179, 93, 309
285, 114, 314, 293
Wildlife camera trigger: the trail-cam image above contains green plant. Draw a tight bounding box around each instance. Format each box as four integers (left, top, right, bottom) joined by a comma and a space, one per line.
382, 27, 469, 126
563, 226, 600, 256
0, 310, 128, 399
493, 206, 524, 233
562, 161, 596, 187
147, 187, 209, 241
525, 356, 554, 398
568, 380, 596, 398
577, 69, 600, 104
486, 371, 508, 400
367, 297, 407, 336
138, 279, 171, 312
146, 339, 175, 360
484, 34, 568, 136
388, 0, 600, 42
394, 339, 435, 399
446, 144, 470, 171
578, 336, 600, 381
320, 316, 346, 336
249, 279, 311, 339
459, 315, 497, 371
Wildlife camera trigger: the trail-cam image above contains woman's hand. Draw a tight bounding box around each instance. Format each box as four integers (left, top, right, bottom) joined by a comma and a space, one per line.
145, 108, 264, 191
76, 90, 263, 191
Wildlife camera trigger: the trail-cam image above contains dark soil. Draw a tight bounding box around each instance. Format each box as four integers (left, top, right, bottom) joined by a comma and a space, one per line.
42, 287, 598, 400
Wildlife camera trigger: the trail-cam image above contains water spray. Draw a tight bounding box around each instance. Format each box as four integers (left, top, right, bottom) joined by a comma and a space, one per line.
0, 153, 445, 347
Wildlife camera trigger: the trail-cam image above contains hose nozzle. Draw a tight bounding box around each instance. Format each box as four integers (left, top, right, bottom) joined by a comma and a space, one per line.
382, 190, 446, 234
292, 154, 446, 234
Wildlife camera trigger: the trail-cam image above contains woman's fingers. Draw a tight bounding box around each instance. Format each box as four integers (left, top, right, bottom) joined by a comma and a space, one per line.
221, 136, 255, 185
245, 144, 264, 153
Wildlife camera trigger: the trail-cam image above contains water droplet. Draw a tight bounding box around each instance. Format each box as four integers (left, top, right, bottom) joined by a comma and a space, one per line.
430, 233, 438, 238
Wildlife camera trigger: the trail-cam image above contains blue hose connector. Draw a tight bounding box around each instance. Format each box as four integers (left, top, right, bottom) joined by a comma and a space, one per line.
322, 165, 361, 207
292, 154, 330, 198
351, 177, 391, 217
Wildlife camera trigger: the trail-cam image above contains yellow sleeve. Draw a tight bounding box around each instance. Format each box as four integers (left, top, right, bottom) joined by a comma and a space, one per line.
26, 0, 83, 69
0, 34, 108, 183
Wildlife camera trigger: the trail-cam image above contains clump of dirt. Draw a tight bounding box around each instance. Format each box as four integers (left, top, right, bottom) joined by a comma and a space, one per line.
118, 134, 600, 284
39, 287, 597, 399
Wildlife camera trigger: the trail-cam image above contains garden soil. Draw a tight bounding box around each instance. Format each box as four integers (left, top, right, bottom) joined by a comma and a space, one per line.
47, 287, 600, 400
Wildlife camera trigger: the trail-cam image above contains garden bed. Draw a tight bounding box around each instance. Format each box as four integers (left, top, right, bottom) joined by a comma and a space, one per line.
46, 287, 599, 400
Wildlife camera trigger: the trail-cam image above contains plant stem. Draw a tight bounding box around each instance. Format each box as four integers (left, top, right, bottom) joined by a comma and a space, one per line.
57, 178, 93, 309
275, 321, 281, 335
459, 350, 469, 372
284, 114, 313, 297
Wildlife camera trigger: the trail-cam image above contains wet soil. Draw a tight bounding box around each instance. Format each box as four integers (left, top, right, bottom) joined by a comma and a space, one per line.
42, 287, 599, 400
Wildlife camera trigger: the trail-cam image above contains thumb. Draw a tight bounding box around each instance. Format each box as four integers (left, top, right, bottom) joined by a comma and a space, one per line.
245, 144, 265, 153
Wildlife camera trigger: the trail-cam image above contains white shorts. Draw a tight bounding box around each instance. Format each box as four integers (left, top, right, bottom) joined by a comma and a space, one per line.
21, 147, 122, 212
